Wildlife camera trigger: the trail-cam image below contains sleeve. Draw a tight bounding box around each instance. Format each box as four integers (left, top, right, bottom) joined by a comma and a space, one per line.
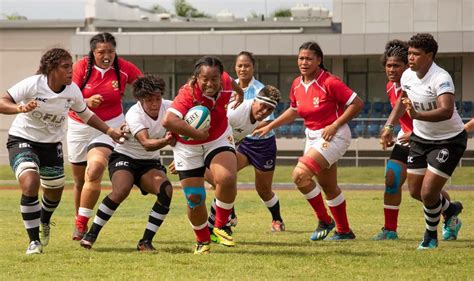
221, 72, 233, 91
326, 77, 357, 106
400, 72, 408, 92
434, 73, 455, 96
7, 76, 38, 103
69, 83, 89, 113
126, 105, 147, 136
73, 57, 87, 90
168, 86, 194, 119
123, 59, 143, 84
289, 80, 298, 109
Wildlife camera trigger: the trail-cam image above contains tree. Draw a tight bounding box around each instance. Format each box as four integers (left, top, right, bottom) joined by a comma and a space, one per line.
174, 0, 209, 18
2, 12, 27, 20
272, 8, 291, 18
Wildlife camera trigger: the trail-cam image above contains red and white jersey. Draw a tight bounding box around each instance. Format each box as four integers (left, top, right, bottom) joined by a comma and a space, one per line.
168, 72, 233, 145
289, 71, 357, 130
69, 57, 142, 123
386, 81, 413, 134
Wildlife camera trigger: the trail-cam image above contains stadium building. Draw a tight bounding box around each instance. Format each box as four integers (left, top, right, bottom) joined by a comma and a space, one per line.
0, 0, 473, 165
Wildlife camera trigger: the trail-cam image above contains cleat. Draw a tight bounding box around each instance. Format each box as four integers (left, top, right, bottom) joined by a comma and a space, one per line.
80, 232, 97, 249
26, 240, 43, 255
271, 220, 286, 232
194, 241, 211, 255
373, 228, 398, 240
72, 227, 86, 241
137, 239, 156, 252
40, 222, 54, 246
442, 201, 463, 241
212, 226, 235, 247
310, 219, 335, 241
325, 230, 356, 241
417, 237, 438, 250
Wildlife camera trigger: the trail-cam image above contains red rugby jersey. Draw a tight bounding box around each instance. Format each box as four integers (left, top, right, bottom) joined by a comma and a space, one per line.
289, 71, 357, 130
169, 72, 233, 145
386, 81, 413, 133
69, 57, 142, 122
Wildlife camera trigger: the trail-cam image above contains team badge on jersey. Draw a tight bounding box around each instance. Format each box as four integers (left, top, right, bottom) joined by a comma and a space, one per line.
313, 97, 320, 107
436, 148, 449, 163
112, 80, 119, 89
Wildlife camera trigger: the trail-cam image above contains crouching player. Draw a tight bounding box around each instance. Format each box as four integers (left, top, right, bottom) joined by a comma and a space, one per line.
80, 74, 175, 251
207, 85, 285, 240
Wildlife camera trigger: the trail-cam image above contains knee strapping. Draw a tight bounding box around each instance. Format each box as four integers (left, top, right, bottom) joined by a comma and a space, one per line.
292, 166, 313, 188
183, 186, 206, 209
385, 160, 402, 194
15, 161, 39, 179
157, 180, 172, 207
298, 156, 321, 175
41, 175, 65, 189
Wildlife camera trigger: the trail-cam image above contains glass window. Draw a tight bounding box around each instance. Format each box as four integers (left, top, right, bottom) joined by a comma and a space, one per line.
143, 57, 174, 73
368, 73, 387, 102
258, 58, 279, 73
346, 57, 367, 72
347, 73, 367, 101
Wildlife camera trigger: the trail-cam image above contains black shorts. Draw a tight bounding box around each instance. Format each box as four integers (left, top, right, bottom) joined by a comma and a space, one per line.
389, 144, 410, 163
237, 136, 277, 171
407, 131, 467, 177
7, 135, 64, 178
108, 152, 166, 195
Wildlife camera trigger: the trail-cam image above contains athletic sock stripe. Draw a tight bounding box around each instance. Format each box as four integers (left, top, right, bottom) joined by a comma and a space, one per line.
20, 204, 41, 213
304, 186, 321, 199
150, 210, 167, 221
99, 203, 116, 216
152, 203, 169, 215
384, 204, 400, 210
23, 218, 40, 229
148, 216, 164, 227
146, 222, 159, 232
190, 221, 208, 230
425, 224, 438, 231
263, 194, 279, 208
96, 210, 113, 221
93, 216, 107, 226
425, 216, 441, 223
326, 192, 345, 207
423, 205, 442, 214
22, 211, 41, 221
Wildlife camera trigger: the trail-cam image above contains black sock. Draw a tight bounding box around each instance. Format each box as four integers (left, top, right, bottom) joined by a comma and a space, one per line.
21, 194, 41, 242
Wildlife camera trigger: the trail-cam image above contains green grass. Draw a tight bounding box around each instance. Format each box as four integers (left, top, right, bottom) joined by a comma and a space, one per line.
0, 165, 473, 185
0, 189, 473, 279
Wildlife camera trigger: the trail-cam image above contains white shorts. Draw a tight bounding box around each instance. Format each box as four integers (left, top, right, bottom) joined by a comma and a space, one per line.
304, 124, 351, 166
172, 125, 235, 171
67, 114, 124, 163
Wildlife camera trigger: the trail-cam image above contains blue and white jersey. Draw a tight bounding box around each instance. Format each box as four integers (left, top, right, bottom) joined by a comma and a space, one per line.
236, 77, 275, 139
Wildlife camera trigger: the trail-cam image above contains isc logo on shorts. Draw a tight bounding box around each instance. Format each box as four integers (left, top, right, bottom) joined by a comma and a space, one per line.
115, 160, 129, 167
19, 143, 31, 149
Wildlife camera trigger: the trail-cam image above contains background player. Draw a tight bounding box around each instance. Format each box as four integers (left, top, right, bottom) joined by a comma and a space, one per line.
69, 32, 142, 240
254, 41, 364, 241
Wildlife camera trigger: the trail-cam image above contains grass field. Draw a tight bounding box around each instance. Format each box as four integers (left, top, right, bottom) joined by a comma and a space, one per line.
0, 187, 473, 279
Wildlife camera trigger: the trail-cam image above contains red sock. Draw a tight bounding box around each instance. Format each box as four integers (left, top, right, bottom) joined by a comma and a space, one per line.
384, 205, 399, 231
305, 187, 332, 224
75, 215, 89, 232
327, 193, 350, 233
214, 200, 233, 228
193, 225, 210, 243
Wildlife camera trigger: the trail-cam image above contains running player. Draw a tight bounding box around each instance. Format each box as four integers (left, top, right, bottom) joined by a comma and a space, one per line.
207, 85, 282, 241
79, 74, 174, 251
254, 41, 364, 241
390, 33, 464, 249
162, 56, 243, 254
0, 48, 123, 254
69, 32, 142, 240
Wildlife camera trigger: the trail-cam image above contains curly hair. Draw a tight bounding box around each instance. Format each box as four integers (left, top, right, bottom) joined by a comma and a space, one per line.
257, 85, 281, 105
188, 56, 224, 87
36, 48, 72, 75
81, 32, 121, 91
381, 39, 409, 67
408, 33, 438, 59
132, 74, 166, 100
299, 41, 327, 71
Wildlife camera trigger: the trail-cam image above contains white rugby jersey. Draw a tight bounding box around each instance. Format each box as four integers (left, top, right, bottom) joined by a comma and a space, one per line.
8, 75, 88, 143
115, 100, 171, 160
401, 62, 464, 140
236, 77, 275, 139
227, 99, 260, 143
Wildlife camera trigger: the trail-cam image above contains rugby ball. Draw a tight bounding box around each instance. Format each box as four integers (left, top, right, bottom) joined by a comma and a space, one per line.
181, 105, 211, 140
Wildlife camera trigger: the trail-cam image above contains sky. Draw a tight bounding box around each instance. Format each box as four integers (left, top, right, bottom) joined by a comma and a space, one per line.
1, 0, 332, 20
